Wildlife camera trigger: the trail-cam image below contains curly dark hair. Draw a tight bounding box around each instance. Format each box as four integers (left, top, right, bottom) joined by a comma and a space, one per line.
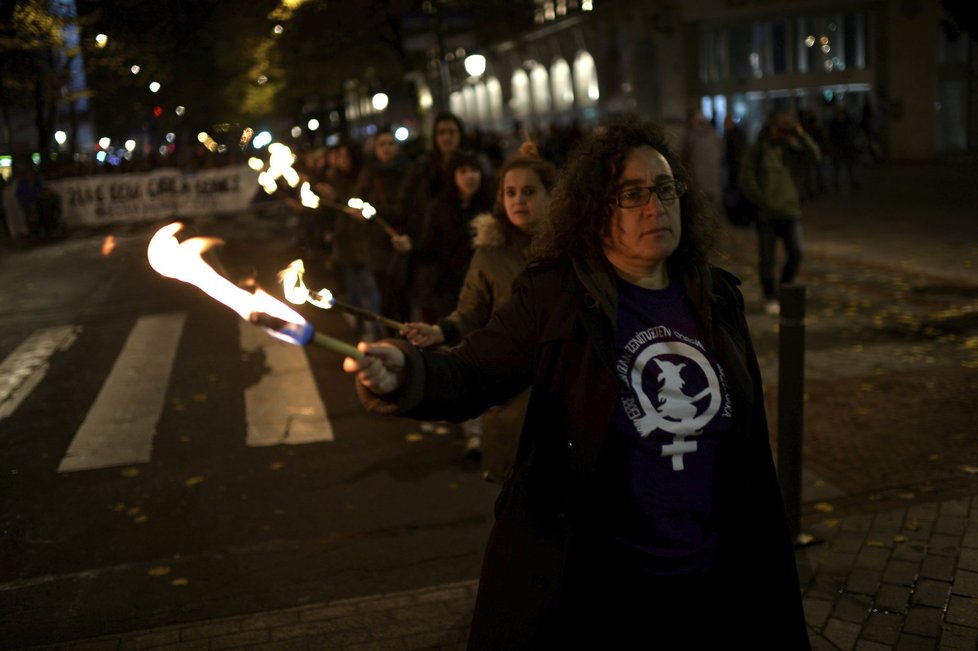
533, 116, 716, 277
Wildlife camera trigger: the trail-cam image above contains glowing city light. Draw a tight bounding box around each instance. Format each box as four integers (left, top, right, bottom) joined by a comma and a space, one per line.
98, 137, 111, 149
149, 81, 161, 93
252, 131, 273, 149
291, 126, 302, 138
805, 35, 815, 47
307, 118, 320, 131
273, 24, 283, 34
371, 93, 389, 111
131, 65, 141, 74
197, 132, 209, 143
125, 140, 136, 152
54, 131, 67, 145
175, 106, 186, 116
166, 132, 176, 143
394, 126, 409, 141
464, 54, 486, 77
95, 33, 108, 48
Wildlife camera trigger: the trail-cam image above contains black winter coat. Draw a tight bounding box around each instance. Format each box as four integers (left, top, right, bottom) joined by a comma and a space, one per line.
358, 255, 811, 650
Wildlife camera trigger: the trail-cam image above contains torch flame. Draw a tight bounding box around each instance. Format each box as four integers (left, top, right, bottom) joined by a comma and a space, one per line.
347, 197, 376, 219
278, 259, 335, 309
148, 223, 307, 327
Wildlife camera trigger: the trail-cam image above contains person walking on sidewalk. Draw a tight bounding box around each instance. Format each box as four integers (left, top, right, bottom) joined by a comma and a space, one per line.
344, 117, 810, 649
740, 109, 821, 315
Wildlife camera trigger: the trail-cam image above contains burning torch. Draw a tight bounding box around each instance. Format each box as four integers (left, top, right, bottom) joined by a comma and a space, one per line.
278, 259, 404, 332
147, 222, 362, 359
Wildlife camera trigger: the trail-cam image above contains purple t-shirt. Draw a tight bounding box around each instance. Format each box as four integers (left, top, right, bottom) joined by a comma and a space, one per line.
598, 278, 734, 575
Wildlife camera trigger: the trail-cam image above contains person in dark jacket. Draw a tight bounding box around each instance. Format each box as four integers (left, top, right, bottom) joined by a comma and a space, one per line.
352, 130, 410, 328
344, 117, 811, 650
401, 141, 557, 480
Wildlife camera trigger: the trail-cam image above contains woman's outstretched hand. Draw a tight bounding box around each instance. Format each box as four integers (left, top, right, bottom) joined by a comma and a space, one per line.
343, 342, 406, 395
400, 322, 445, 348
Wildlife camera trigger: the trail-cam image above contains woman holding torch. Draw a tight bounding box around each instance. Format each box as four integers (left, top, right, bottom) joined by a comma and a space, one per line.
400, 141, 555, 481
344, 118, 810, 649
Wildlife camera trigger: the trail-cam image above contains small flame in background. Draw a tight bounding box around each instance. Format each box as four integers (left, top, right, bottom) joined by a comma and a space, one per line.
101, 235, 117, 256
148, 222, 306, 326
347, 197, 376, 219
278, 259, 334, 309
239, 127, 254, 148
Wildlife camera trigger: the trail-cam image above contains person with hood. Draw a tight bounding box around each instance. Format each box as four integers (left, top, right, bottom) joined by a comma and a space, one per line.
401, 141, 556, 479
343, 117, 810, 649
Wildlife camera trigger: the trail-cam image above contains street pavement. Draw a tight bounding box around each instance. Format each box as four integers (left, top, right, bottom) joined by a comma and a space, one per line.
10, 160, 978, 650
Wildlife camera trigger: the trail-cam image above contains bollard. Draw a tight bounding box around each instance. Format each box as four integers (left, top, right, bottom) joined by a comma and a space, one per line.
777, 284, 806, 542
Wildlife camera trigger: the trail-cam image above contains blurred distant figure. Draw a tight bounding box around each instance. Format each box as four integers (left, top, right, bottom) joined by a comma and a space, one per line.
798, 109, 827, 200
740, 110, 821, 315
682, 110, 723, 217
720, 115, 755, 228
827, 108, 861, 193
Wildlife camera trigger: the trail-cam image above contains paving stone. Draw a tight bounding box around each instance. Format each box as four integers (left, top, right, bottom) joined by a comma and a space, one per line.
893, 543, 929, 563
903, 606, 944, 638
861, 611, 904, 646
240, 611, 302, 631
939, 623, 978, 651
907, 503, 940, 523
824, 618, 862, 651
243, 639, 309, 651
842, 514, 875, 533
929, 534, 962, 557
951, 569, 978, 598
895, 633, 939, 650
885, 559, 922, 586
920, 555, 956, 582
963, 527, 978, 549
855, 641, 892, 651
804, 598, 834, 628
344, 638, 408, 651
846, 569, 883, 595
855, 546, 892, 571
834, 593, 874, 623
934, 516, 967, 537
958, 548, 978, 572
945, 595, 978, 626
834, 533, 871, 554
913, 580, 952, 608
179, 619, 242, 641
940, 499, 970, 518
823, 552, 859, 574
876, 583, 913, 614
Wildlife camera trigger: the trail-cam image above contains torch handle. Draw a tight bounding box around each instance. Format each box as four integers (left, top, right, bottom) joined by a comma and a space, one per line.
333, 301, 405, 332
312, 331, 364, 359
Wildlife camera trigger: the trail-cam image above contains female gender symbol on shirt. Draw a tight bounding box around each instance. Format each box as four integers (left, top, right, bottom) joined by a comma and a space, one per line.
629, 341, 721, 471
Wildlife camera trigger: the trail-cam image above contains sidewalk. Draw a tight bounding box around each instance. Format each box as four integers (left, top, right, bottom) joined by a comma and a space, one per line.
24, 497, 978, 650
21, 161, 978, 650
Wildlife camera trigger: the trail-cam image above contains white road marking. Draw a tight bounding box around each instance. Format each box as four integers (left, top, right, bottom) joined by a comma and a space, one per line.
0, 325, 81, 422
58, 313, 186, 472
239, 321, 334, 446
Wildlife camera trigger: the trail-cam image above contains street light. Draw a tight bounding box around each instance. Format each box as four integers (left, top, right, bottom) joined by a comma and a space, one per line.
307, 118, 320, 131
371, 93, 389, 111
54, 131, 67, 145
464, 54, 486, 77
95, 33, 108, 48
149, 82, 161, 93
98, 137, 111, 149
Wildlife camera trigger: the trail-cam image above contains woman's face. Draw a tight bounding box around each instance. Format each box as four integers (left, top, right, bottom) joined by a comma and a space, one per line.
435, 119, 461, 156
502, 167, 548, 233
374, 133, 398, 165
602, 145, 681, 279
454, 163, 482, 202
333, 146, 352, 173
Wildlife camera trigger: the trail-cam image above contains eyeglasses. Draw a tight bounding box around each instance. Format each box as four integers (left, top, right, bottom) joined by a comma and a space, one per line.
612, 180, 687, 208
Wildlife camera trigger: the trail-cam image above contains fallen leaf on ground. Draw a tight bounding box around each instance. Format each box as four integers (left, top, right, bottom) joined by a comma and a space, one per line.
405, 433, 424, 443
183, 476, 205, 487
961, 465, 978, 475
148, 566, 171, 577
897, 492, 916, 500
814, 502, 834, 513
905, 517, 920, 531
866, 540, 886, 548
270, 461, 285, 470
193, 393, 207, 402
893, 535, 909, 543
171, 578, 189, 587
121, 467, 140, 478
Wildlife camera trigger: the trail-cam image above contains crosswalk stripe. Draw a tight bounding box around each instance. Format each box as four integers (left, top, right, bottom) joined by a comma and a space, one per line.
58, 313, 186, 473
0, 325, 81, 422
239, 321, 334, 446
